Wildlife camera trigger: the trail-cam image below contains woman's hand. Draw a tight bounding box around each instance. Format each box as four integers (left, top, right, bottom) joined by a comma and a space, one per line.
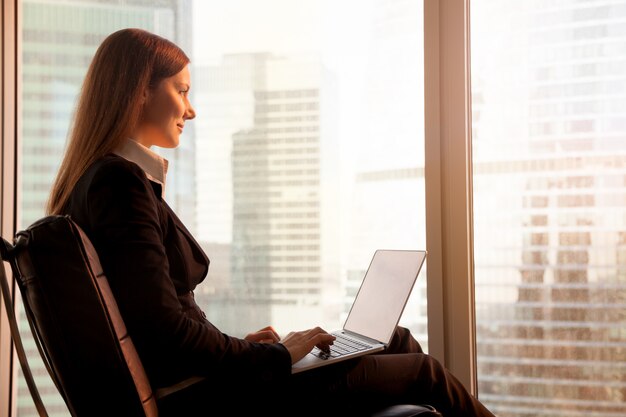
244, 326, 281, 344
279, 327, 336, 364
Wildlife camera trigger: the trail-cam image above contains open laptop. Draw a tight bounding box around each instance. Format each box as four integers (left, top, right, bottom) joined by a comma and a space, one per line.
292, 249, 427, 374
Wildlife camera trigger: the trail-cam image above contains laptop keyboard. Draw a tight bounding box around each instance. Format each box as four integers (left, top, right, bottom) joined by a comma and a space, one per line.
311, 332, 373, 360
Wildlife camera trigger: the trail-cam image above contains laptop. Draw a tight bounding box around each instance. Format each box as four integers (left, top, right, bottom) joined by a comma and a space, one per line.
292, 249, 427, 374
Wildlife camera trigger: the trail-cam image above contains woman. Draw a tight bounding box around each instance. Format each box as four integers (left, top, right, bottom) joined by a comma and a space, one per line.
48, 28, 494, 416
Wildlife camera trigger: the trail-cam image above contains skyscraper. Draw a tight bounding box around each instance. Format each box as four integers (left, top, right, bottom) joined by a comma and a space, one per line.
193, 54, 269, 245
19, 1, 193, 414
193, 54, 340, 334
472, 1, 626, 415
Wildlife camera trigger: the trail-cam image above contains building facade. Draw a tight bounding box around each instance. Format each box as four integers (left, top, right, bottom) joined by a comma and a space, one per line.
472, 1, 626, 415
193, 54, 340, 335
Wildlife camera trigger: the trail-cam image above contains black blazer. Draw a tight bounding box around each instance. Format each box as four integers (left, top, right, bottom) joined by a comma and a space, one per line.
65, 154, 291, 387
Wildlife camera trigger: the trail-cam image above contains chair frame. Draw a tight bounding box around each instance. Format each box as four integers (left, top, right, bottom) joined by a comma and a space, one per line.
1, 238, 49, 416
0, 217, 202, 417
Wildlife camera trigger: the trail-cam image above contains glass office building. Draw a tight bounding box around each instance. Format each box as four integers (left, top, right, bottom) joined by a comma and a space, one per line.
472, 1, 626, 415
193, 53, 342, 334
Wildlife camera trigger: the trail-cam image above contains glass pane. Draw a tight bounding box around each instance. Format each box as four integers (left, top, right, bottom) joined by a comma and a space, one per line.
191, 0, 427, 342
471, 1, 626, 416
17, 0, 426, 415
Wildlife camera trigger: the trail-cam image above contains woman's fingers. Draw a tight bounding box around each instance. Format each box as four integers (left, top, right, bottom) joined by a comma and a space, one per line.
312, 332, 335, 352
244, 326, 282, 343
304, 326, 325, 337
301, 327, 334, 346
261, 325, 280, 341
256, 330, 280, 343
278, 327, 338, 364
251, 326, 334, 348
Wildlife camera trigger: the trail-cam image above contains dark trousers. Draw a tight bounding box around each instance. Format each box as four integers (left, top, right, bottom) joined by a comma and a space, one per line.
285, 327, 494, 416
159, 327, 495, 416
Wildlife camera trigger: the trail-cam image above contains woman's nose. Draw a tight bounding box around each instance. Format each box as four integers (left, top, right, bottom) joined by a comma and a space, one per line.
185, 103, 196, 120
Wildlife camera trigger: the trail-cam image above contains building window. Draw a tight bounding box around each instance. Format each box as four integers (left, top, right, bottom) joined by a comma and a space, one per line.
471, 1, 626, 416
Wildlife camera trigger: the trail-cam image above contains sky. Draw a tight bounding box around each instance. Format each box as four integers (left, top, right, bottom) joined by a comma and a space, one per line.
192, 0, 322, 64
192, 0, 372, 66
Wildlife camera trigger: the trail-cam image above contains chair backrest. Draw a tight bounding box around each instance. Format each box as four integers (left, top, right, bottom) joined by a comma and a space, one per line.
4, 215, 158, 417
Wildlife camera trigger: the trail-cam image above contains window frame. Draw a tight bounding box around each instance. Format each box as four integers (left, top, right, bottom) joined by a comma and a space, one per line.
1, 0, 20, 416
424, 0, 476, 394
0, 1, 478, 415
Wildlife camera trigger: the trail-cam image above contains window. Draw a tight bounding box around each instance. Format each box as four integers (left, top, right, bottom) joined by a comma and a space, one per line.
471, 1, 626, 416
14, 0, 427, 415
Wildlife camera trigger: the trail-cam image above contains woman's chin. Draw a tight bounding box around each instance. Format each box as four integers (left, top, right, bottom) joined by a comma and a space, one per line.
155, 136, 180, 149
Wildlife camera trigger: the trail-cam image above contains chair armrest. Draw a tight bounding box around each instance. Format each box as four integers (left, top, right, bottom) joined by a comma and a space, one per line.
372, 404, 442, 417
154, 376, 206, 400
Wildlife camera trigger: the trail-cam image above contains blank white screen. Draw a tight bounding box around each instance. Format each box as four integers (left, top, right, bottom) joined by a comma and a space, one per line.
344, 250, 426, 344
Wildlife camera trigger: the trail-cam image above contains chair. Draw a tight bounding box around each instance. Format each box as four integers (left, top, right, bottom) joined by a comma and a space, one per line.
0, 215, 440, 416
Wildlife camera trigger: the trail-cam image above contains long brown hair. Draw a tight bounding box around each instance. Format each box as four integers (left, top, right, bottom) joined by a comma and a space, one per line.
47, 28, 189, 215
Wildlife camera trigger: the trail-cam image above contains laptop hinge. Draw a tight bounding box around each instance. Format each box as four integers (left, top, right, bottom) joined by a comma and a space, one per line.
341, 329, 386, 347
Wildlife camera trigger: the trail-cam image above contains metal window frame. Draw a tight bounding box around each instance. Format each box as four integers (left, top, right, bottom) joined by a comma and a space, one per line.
424, 0, 477, 394
0, 0, 20, 416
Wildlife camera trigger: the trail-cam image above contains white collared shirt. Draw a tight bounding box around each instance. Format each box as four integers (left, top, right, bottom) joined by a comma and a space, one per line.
113, 138, 169, 199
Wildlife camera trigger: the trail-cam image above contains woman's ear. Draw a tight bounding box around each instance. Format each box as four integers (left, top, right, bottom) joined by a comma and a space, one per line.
141, 88, 149, 106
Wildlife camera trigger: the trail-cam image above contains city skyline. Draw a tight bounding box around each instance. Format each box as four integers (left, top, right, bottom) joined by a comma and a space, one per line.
13, 1, 626, 416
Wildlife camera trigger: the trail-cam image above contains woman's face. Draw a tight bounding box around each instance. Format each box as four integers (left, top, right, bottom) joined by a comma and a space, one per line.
136, 65, 196, 148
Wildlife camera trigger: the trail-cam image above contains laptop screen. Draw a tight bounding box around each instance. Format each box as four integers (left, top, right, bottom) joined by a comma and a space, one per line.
343, 250, 426, 344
